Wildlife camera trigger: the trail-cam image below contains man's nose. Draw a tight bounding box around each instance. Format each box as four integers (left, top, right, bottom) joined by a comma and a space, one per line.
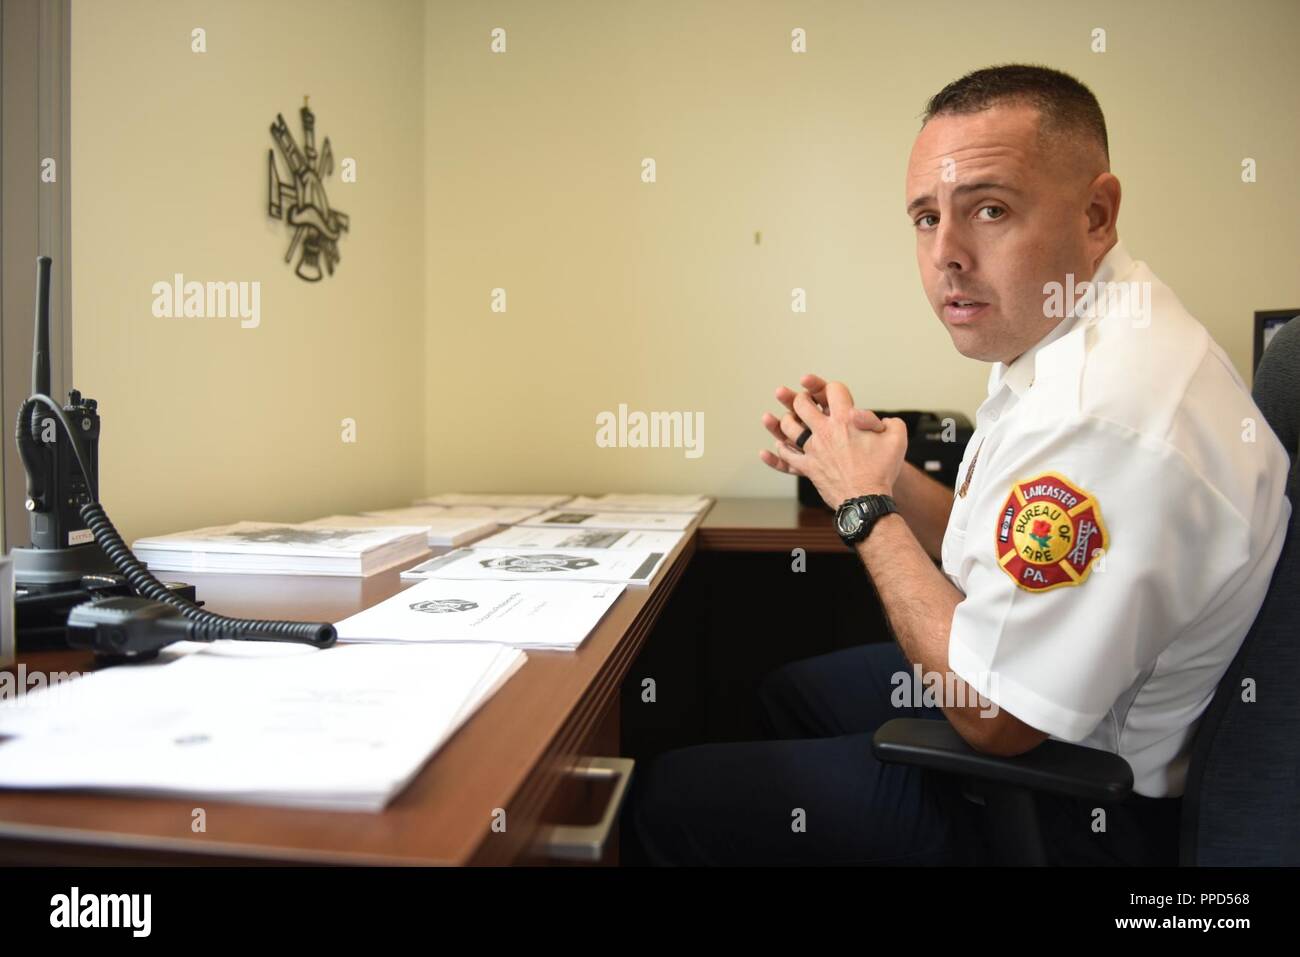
931, 220, 972, 273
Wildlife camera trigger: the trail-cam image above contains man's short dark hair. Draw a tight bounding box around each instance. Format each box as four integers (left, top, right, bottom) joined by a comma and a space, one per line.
923, 64, 1109, 162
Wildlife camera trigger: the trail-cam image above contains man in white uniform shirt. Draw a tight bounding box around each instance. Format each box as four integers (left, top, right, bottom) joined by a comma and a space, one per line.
631, 64, 1291, 866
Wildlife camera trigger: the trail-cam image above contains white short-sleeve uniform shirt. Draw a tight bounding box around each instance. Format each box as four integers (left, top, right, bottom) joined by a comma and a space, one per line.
941, 240, 1291, 798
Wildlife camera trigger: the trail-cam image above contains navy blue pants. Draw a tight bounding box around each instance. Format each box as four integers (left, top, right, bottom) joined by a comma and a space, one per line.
628, 641, 1181, 866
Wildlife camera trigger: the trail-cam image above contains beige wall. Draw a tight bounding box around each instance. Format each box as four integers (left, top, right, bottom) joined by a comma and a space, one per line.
424, 0, 1300, 499
70, 1, 1300, 539
71, 0, 426, 541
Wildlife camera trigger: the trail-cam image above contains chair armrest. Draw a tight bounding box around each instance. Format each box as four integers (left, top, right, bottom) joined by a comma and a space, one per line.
872, 718, 1133, 802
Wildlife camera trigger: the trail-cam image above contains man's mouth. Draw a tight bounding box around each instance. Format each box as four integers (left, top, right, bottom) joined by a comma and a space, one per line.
943, 295, 989, 325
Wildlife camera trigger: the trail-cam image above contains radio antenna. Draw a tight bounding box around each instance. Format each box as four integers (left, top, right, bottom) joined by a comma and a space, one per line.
32, 255, 52, 398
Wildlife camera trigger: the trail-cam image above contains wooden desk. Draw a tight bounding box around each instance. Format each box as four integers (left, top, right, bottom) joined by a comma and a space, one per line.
697, 496, 838, 553
0, 499, 832, 865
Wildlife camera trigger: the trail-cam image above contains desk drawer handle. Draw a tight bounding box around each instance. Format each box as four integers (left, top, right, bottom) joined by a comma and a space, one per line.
536, 756, 634, 862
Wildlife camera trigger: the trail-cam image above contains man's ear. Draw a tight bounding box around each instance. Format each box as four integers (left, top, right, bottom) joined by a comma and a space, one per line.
1086, 172, 1121, 244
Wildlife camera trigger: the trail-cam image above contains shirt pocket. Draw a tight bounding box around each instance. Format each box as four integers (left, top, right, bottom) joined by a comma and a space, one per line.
949, 431, 995, 534
947, 486, 976, 536
941, 521, 966, 585
941, 439, 983, 580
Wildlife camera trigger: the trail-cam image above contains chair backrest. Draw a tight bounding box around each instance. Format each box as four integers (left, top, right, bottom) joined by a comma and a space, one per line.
1254, 318, 1300, 503
1180, 318, 1300, 865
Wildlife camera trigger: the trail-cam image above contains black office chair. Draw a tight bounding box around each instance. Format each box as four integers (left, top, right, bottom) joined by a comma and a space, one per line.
873, 320, 1300, 866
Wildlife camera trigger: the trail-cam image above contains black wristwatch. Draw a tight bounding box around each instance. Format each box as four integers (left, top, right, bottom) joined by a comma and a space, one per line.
834, 494, 898, 548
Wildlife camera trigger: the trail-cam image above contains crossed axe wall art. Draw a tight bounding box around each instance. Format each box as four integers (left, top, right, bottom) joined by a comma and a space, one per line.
268, 97, 350, 282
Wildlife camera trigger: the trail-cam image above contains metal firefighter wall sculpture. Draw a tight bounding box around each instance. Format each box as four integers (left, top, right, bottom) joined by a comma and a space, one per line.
268, 98, 350, 282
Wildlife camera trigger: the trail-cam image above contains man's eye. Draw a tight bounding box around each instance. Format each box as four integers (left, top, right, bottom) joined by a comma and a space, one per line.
914, 214, 938, 229
977, 205, 1006, 221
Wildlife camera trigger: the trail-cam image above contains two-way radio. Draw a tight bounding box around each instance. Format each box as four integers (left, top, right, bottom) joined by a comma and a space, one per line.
9, 256, 336, 661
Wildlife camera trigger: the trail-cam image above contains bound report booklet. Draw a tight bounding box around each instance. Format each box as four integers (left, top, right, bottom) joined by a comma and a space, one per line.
562, 493, 712, 513
401, 545, 667, 585
474, 525, 685, 553
131, 522, 430, 577
520, 510, 696, 531
413, 504, 545, 525
315, 508, 499, 546
415, 492, 573, 509
335, 578, 625, 651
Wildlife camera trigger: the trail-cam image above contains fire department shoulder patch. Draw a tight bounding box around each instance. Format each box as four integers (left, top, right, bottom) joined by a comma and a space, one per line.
995, 472, 1107, 592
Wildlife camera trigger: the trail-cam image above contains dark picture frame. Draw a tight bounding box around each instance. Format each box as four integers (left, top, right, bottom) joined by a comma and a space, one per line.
1255, 309, 1299, 372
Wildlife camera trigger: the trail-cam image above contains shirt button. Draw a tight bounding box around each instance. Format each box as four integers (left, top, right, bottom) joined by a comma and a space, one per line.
989, 409, 1000, 421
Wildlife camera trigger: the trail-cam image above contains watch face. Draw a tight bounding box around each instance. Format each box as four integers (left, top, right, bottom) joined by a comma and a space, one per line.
837, 506, 863, 536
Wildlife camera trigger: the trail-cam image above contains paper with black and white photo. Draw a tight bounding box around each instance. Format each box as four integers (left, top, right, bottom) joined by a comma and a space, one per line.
131, 521, 429, 577
0, 642, 525, 811
329, 507, 500, 546
474, 525, 685, 553
402, 545, 667, 584
335, 577, 625, 650
519, 510, 696, 531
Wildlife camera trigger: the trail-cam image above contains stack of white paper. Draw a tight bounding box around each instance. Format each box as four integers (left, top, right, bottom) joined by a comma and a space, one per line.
335, 578, 625, 651
0, 641, 525, 811
401, 545, 667, 585
305, 509, 498, 547
563, 493, 712, 513
416, 493, 573, 509
132, 522, 430, 577
520, 510, 696, 531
